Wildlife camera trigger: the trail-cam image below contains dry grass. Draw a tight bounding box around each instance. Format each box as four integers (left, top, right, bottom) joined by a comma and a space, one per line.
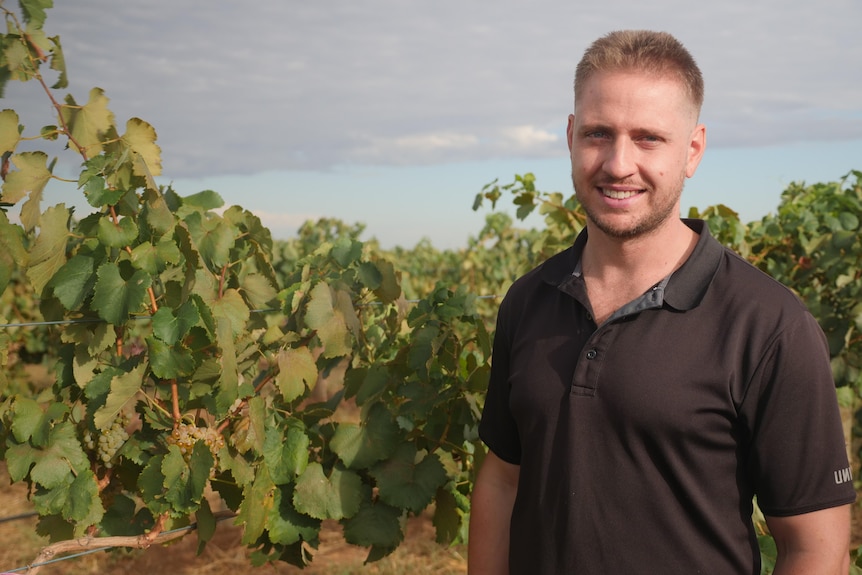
0, 464, 467, 575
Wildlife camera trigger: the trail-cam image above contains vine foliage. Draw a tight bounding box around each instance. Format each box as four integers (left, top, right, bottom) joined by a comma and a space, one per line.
0, 1, 488, 567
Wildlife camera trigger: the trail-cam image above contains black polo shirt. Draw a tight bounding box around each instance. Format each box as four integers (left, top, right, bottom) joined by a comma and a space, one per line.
479, 219, 855, 574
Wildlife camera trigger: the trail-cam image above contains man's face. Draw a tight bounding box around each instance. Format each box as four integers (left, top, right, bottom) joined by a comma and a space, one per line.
567, 70, 706, 240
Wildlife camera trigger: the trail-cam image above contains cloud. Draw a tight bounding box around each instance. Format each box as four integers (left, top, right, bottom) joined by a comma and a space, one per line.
4, 0, 861, 180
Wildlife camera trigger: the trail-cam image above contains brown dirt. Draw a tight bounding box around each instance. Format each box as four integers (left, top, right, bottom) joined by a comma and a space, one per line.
0, 464, 467, 575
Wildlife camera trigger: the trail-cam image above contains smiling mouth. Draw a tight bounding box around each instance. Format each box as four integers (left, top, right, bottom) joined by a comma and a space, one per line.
599, 187, 642, 200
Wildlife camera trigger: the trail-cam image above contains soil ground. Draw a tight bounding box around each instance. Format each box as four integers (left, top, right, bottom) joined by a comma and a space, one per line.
0, 464, 467, 575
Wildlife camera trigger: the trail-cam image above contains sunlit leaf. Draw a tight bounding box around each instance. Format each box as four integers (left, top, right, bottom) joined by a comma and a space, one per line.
122, 117, 162, 177
0, 109, 20, 154
275, 347, 317, 403
61, 88, 114, 156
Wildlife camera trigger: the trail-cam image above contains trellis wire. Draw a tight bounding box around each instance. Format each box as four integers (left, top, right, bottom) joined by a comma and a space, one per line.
0, 295, 501, 330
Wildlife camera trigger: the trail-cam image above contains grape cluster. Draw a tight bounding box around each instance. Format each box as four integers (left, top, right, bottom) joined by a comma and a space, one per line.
83, 413, 130, 469
166, 423, 225, 462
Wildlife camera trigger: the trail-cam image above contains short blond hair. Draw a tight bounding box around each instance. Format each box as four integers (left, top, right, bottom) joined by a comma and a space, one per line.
575, 30, 704, 114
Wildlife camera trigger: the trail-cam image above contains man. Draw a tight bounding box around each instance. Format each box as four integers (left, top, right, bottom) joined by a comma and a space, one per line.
468, 30, 855, 574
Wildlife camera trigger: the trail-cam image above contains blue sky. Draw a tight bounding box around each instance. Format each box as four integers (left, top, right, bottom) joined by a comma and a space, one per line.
5, 0, 862, 249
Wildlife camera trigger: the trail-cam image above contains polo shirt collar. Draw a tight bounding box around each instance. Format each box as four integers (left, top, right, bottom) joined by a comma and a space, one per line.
542, 218, 723, 312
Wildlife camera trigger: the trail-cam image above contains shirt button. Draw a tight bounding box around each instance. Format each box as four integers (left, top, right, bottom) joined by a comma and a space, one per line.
586, 349, 597, 360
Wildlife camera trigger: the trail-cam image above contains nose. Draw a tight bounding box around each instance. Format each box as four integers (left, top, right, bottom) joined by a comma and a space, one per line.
603, 138, 636, 180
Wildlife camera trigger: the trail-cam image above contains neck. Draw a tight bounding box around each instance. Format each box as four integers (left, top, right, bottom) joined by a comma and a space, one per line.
581, 217, 697, 286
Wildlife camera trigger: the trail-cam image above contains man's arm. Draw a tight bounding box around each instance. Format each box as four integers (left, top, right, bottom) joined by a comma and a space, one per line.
765, 504, 852, 575
468, 450, 520, 575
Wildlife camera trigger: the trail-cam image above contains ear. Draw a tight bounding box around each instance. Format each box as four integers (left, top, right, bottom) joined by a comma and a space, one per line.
685, 123, 706, 178
566, 114, 575, 153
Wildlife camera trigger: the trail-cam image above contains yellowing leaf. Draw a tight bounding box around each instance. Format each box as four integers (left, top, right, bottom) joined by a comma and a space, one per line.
0, 109, 20, 154
1, 151, 51, 209
275, 347, 318, 403
122, 117, 162, 178
62, 88, 115, 157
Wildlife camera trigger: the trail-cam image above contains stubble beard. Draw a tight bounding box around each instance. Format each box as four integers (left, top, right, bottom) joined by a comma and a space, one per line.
571, 170, 686, 240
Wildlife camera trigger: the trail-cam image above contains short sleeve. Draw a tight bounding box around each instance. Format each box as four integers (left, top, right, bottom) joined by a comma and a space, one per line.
742, 311, 856, 515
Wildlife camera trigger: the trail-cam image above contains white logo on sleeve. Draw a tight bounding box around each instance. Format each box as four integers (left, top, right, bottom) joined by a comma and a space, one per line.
834, 467, 852, 485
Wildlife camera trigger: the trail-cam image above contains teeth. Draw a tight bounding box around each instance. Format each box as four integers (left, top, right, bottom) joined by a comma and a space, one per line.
601, 188, 640, 199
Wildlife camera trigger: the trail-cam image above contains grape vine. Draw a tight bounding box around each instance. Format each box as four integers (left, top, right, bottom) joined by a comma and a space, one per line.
0, 0, 488, 567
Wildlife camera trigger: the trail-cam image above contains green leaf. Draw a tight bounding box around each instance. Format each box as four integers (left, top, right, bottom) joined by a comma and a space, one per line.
267, 486, 321, 545
30, 421, 90, 489
237, 466, 276, 544
65, 468, 105, 526
48, 254, 95, 310
83, 175, 124, 207
305, 282, 354, 358
275, 347, 318, 403
372, 259, 401, 303
92, 262, 152, 325
0, 109, 20, 154
330, 402, 399, 469
209, 288, 250, 337
25, 202, 69, 292
152, 301, 200, 345
20, 0, 53, 27
97, 215, 139, 248
370, 444, 448, 513
196, 497, 216, 554
343, 497, 404, 549
93, 362, 144, 431
163, 442, 213, 515
11, 396, 43, 443
293, 462, 362, 520
263, 423, 310, 485
432, 487, 463, 544
147, 336, 197, 379
5, 442, 36, 482
331, 236, 362, 267
240, 272, 277, 309
183, 190, 224, 210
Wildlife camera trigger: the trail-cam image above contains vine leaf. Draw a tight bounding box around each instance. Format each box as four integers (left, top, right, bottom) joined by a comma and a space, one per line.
163, 443, 213, 515
2, 151, 52, 230
305, 282, 355, 358
0, 109, 20, 154
93, 362, 144, 431
25, 203, 69, 293
29, 421, 90, 489
370, 444, 447, 513
275, 347, 317, 403
97, 215, 138, 248
61, 87, 114, 156
293, 462, 362, 521
330, 402, 399, 469
122, 117, 162, 177
67, 468, 105, 526
237, 466, 276, 545
152, 301, 199, 345
92, 262, 152, 325
267, 486, 320, 545
263, 424, 309, 485
342, 497, 404, 550
48, 254, 95, 311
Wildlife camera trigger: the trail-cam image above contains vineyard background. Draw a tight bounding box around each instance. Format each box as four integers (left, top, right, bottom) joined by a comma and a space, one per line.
1, 2, 862, 574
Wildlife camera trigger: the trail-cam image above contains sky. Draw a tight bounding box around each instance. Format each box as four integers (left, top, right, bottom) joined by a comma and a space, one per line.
4, 0, 862, 249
